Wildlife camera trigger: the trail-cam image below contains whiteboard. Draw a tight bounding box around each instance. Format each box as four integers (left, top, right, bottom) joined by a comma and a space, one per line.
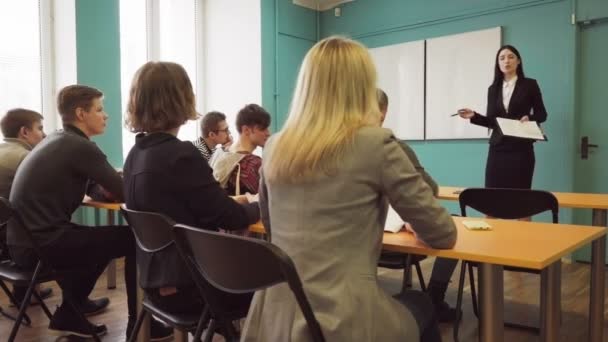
370, 40, 425, 140
425, 27, 501, 139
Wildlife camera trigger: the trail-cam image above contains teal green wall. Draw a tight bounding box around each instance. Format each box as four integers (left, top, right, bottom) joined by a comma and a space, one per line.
75, 0, 122, 224
261, 0, 317, 131
76, 0, 123, 167
576, 0, 608, 21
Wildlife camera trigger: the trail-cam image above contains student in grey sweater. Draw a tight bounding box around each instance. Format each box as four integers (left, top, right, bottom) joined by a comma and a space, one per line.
378, 88, 460, 322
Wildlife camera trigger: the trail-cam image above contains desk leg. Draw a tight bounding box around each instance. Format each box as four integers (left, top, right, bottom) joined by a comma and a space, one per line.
136, 266, 150, 342
106, 210, 117, 289
540, 261, 561, 342
589, 236, 606, 342
478, 263, 504, 342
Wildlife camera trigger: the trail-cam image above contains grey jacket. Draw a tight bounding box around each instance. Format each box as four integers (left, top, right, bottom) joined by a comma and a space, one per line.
0, 138, 32, 199
241, 127, 457, 342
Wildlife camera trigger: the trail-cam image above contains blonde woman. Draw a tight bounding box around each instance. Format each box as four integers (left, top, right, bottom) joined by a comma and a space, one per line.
241, 36, 457, 342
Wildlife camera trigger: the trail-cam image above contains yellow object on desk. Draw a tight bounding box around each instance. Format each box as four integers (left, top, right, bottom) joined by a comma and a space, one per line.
462, 220, 492, 230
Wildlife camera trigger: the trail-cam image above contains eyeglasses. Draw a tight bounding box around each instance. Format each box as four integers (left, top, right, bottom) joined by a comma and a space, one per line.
215, 128, 230, 134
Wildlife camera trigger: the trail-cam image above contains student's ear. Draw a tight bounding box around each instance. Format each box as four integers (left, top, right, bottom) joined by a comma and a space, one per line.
74, 107, 86, 122
18, 126, 29, 140
242, 125, 252, 136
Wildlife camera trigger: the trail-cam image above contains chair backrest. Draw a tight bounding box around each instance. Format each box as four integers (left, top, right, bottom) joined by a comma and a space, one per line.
120, 205, 176, 252
172, 224, 325, 342
459, 188, 559, 223
0, 197, 48, 265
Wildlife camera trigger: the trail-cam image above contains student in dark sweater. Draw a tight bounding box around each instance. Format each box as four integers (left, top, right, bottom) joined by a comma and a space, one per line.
123, 61, 259, 317
7, 85, 141, 338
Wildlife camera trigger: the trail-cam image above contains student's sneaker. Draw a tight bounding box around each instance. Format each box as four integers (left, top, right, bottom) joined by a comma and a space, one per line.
78, 297, 111, 316
48, 305, 108, 338
126, 317, 174, 341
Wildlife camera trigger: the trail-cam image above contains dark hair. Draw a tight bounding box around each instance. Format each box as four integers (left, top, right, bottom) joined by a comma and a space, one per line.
1, 108, 43, 138
235, 104, 271, 134
493, 45, 525, 86
201, 111, 227, 137
57, 85, 103, 123
125, 61, 197, 133
377, 88, 388, 112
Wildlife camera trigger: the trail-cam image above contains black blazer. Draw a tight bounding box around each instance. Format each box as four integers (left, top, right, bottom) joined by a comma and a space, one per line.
471, 77, 548, 151
123, 132, 260, 289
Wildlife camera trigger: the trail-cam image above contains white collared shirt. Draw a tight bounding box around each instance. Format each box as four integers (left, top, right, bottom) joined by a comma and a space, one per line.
502, 76, 518, 112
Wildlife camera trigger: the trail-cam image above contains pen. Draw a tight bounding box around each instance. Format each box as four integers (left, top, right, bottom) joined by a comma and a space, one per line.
450, 113, 459, 117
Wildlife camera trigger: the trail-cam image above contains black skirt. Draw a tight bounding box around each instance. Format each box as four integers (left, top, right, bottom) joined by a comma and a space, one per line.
485, 147, 535, 189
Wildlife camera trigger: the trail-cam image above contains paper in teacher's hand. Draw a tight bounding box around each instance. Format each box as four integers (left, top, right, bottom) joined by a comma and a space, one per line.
462, 220, 492, 231
496, 117, 546, 141
384, 205, 405, 233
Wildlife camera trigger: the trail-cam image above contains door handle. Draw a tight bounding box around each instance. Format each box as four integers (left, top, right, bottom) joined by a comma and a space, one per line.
581, 136, 599, 160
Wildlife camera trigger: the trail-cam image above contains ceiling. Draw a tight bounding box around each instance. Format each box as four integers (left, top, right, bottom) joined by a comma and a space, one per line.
293, 0, 354, 11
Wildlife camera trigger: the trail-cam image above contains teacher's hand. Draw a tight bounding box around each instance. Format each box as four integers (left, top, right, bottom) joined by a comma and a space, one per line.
520, 115, 530, 122
457, 108, 475, 119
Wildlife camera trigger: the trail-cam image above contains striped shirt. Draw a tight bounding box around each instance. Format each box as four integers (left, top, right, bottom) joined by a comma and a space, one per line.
192, 138, 216, 161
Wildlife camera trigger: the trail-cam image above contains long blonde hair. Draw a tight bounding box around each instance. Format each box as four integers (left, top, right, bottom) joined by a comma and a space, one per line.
265, 36, 380, 183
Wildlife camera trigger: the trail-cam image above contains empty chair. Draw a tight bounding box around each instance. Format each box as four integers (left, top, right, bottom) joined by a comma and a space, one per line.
173, 224, 326, 342
453, 187, 559, 341
120, 206, 207, 342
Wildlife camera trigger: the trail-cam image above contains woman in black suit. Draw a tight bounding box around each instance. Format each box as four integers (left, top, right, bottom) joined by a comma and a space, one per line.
458, 45, 548, 188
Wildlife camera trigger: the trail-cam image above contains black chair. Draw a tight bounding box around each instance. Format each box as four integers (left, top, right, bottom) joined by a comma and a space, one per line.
0, 197, 99, 342
173, 224, 326, 342
378, 251, 427, 293
120, 206, 208, 342
453, 188, 559, 341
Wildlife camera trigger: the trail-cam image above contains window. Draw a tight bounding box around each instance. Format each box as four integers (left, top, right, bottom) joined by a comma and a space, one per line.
120, 0, 201, 158
119, 0, 262, 159
0, 0, 76, 138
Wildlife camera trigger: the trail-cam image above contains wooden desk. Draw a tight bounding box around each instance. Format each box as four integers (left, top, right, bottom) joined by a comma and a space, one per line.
81, 198, 121, 289
439, 186, 608, 227
251, 217, 606, 342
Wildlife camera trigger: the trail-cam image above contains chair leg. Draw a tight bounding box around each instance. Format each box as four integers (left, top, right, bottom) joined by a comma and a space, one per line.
453, 261, 467, 342
31, 289, 53, 319
414, 261, 426, 292
8, 263, 42, 342
203, 319, 217, 342
400, 254, 414, 294
193, 306, 211, 341
0, 305, 18, 321
128, 309, 149, 342
468, 263, 479, 318
0, 281, 31, 325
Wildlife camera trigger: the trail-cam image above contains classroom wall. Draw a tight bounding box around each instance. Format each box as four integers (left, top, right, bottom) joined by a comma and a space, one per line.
261, 0, 318, 132
75, 0, 123, 168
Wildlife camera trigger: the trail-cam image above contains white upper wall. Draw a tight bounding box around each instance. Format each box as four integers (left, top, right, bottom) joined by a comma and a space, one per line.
202, 0, 262, 132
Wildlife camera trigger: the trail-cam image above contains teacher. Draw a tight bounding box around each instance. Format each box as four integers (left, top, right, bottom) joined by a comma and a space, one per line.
458, 45, 548, 188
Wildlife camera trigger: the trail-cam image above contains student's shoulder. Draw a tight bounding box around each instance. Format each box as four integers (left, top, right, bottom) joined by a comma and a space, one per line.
355, 126, 397, 145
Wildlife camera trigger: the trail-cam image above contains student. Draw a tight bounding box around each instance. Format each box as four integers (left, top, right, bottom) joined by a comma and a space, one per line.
210, 104, 271, 195
0, 108, 52, 305
7, 85, 145, 338
458, 45, 548, 189
192, 111, 232, 161
378, 89, 459, 322
123, 61, 258, 320
241, 36, 456, 342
